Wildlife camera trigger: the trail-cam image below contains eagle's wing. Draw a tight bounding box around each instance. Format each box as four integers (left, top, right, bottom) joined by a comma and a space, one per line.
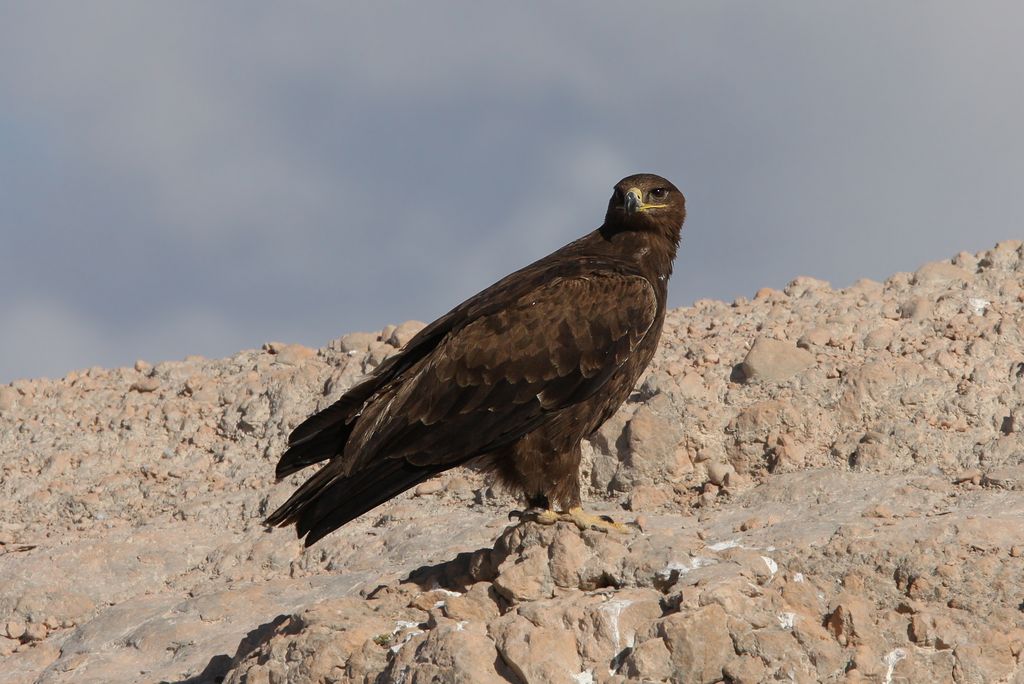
349, 272, 657, 468
266, 272, 656, 544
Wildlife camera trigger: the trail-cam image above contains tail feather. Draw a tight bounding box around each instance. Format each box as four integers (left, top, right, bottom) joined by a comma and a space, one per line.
275, 422, 350, 479
275, 378, 381, 479
265, 457, 444, 547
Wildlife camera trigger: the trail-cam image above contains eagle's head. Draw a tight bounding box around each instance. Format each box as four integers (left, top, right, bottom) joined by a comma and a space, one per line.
605, 173, 686, 243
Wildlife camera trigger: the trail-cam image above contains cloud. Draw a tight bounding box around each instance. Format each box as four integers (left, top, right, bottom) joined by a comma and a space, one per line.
1, 2, 1023, 382
0, 297, 252, 383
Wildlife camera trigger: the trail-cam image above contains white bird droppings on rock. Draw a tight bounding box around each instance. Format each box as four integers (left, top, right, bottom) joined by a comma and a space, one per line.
968, 297, 990, 315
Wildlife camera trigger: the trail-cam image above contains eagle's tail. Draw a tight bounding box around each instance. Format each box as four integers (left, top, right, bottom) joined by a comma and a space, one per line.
265, 457, 444, 547
275, 378, 381, 479
274, 422, 349, 480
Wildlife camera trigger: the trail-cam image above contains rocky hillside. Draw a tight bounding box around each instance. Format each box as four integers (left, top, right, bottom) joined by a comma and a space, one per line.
1, 241, 1023, 683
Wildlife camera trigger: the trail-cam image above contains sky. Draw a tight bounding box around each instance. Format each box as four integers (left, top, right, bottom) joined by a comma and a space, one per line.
2, 2, 1023, 383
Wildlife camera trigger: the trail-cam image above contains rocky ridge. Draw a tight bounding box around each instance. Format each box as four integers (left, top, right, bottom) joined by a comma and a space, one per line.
1, 241, 1023, 683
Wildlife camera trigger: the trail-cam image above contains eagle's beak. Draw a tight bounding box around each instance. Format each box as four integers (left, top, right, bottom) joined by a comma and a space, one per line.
624, 188, 643, 216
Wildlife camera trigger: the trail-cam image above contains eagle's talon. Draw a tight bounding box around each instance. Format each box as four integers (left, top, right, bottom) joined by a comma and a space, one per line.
566, 507, 629, 533
508, 507, 559, 526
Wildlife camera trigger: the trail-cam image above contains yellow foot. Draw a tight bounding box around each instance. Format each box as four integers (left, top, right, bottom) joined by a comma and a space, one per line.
508, 507, 627, 533
564, 507, 628, 533
507, 507, 560, 525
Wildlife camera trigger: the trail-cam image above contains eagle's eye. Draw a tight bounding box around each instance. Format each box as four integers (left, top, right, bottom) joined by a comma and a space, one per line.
612, 188, 624, 203
649, 188, 668, 201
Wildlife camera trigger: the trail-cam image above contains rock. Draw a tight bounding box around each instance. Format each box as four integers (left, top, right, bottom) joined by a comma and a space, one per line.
658, 604, 732, 684
387, 320, 427, 348
825, 595, 877, 647
547, 526, 589, 588
0, 387, 18, 414
862, 326, 893, 349
626, 485, 670, 511
4, 242, 1024, 684
492, 546, 552, 603
623, 637, 673, 679
23, 622, 47, 642
899, 296, 933, 320
442, 583, 500, 623
797, 328, 831, 349
613, 396, 686, 489
270, 343, 316, 366
706, 461, 734, 487
784, 276, 831, 297
337, 331, 378, 353
414, 479, 443, 496
913, 261, 974, 285
493, 614, 582, 684
129, 377, 159, 393
385, 620, 506, 683
982, 466, 1024, 490
5, 620, 26, 640
739, 338, 814, 382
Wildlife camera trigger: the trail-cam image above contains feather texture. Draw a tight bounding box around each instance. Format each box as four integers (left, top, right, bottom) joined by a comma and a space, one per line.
266, 173, 686, 545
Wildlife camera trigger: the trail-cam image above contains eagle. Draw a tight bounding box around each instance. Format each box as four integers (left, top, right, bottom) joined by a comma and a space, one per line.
266, 173, 686, 546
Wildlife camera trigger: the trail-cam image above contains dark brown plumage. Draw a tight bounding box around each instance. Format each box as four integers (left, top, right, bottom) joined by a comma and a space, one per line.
266, 173, 686, 546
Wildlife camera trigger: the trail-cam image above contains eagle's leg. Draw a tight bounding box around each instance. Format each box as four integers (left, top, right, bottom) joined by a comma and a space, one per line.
509, 499, 627, 533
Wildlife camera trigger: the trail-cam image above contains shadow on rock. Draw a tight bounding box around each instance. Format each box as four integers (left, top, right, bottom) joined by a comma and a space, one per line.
166, 614, 291, 684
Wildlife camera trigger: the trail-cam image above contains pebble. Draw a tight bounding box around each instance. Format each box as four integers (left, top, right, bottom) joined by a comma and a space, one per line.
862, 326, 893, 350
387, 321, 427, 348
739, 337, 814, 383
5, 620, 26, 640
899, 297, 933, 320
706, 461, 735, 487
0, 386, 18, 413
414, 479, 443, 497
797, 328, 831, 349
913, 261, 973, 285
23, 622, 47, 642
130, 377, 160, 393
954, 469, 982, 485
337, 331, 378, 353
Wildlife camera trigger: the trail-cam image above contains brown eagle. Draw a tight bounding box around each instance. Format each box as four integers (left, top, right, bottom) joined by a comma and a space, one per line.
266, 173, 686, 546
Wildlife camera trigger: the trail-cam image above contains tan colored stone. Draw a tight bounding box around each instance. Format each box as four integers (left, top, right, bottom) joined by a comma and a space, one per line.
658, 604, 732, 684
129, 377, 160, 393
23, 621, 47, 642
624, 637, 673, 679
626, 485, 670, 511
493, 614, 582, 684
5, 620, 26, 640
387, 320, 427, 348
825, 595, 876, 647
797, 327, 831, 349
913, 260, 973, 285
386, 620, 504, 683
548, 525, 589, 588
492, 546, 552, 602
442, 583, 500, 623
740, 338, 814, 382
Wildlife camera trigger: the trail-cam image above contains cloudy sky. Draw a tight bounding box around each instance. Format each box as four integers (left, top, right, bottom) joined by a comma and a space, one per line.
2, 3, 1022, 382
